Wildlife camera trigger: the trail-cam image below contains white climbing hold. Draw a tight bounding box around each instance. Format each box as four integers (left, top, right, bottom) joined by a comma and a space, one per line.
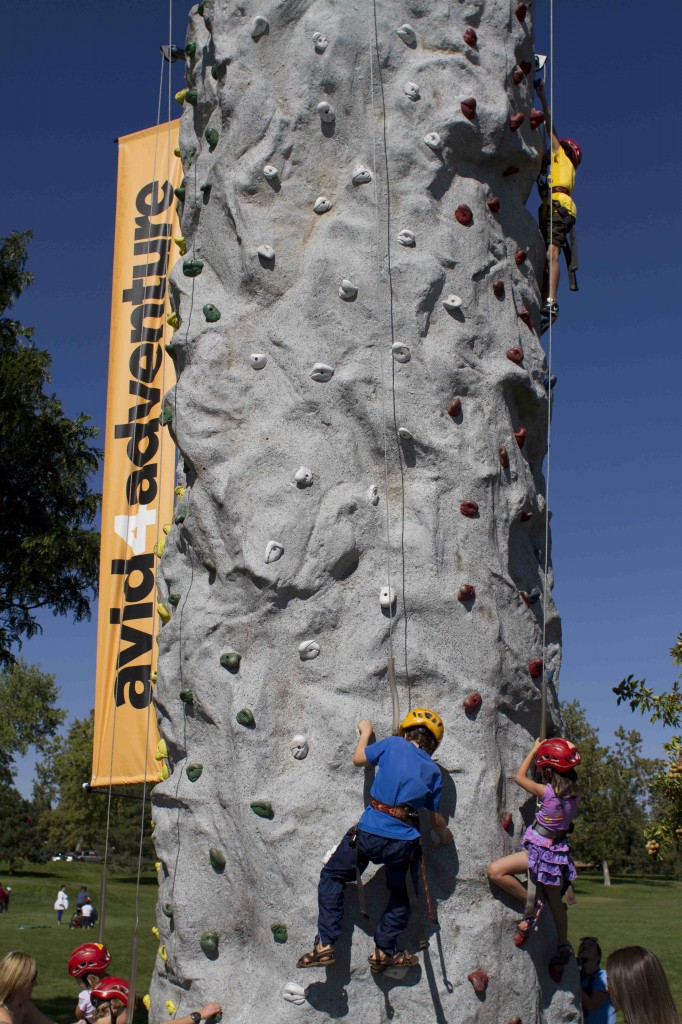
257, 244, 275, 260
352, 165, 372, 185
398, 427, 413, 440
339, 279, 358, 300
316, 101, 336, 123
263, 164, 278, 180
397, 229, 416, 247
291, 735, 310, 760
310, 363, 334, 382
380, 586, 396, 609
424, 132, 443, 151
396, 23, 416, 44
391, 342, 411, 363
367, 484, 379, 506
283, 983, 307, 1006
251, 15, 268, 38
403, 81, 420, 100
298, 640, 321, 661
443, 294, 463, 311
313, 196, 333, 214
265, 540, 284, 564
294, 466, 313, 487
312, 32, 328, 54
250, 353, 267, 369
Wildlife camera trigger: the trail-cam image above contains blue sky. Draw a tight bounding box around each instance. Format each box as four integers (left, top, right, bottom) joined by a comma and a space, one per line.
2, 0, 681, 795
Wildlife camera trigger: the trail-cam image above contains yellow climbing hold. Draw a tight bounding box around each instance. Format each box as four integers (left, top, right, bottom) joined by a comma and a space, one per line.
151, 670, 158, 682
167, 311, 181, 330
174, 147, 181, 157
154, 536, 166, 558
155, 861, 162, 873
175, 88, 188, 104
142, 995, 151, 1012
154, 739, 168, 761
175, 485, 186, 498
158, 944, 167, 962
151, 926, 160, 940
163, 523, 172, 535
158, 761, 170, 781
174, 237, 187, 256
166, 1001, 177, 1016
158, 603, 171, 624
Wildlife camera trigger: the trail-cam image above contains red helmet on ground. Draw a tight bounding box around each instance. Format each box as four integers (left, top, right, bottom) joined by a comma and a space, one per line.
90, 978, 130, 1008
535, 738, 581, 773
68, 943, 112, 979
560, 138, 582, 167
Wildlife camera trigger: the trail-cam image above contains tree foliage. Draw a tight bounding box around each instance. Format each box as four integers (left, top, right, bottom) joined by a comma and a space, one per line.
0, 230, 101, 664
0, 778, 43, 872
0, 659, 65, 779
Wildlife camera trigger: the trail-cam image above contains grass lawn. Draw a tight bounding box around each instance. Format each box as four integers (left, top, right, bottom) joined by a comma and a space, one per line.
568, 874, 682, 1007
0, 862, 157, 1024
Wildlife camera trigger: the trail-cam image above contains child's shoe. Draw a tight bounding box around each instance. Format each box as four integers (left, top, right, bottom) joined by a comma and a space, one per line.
540, 299, 559, 336
548, 942, 573, 982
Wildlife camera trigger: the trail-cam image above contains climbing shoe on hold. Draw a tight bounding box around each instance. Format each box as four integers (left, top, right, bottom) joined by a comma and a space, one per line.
540, 299, 559, 336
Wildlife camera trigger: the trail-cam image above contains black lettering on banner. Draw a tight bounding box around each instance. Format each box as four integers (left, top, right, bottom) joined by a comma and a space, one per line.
127, 381, 161, 422
117, 623, 153, 669
114, 420, 160, 468
112, 553, 155, 603
135, 180, 174, 217
129, 342, 163, 383
115, 664, 152, 709
126, 464, 158, 506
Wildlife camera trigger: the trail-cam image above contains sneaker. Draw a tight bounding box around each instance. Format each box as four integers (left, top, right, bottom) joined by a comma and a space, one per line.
540, 299, 559, 336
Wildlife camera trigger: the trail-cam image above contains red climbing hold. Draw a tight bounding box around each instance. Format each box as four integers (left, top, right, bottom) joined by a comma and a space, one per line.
529, 108, 545, 129
518, 306, 532, 329
518, 590, 530, 606
514, 249, 527, 266
455, 204, 473, 225
506, 347, 523, 364
463, 692, 482, 712
514, 428, 527, 448
448, 398, 462, 418
510, 113, 525, 132
520, 60, 532, 75
503, 166, 520, 177
487, 196, 501, 213
468, 970, 490, 993
461, 98, 477, 120
463, 27, 477, 47
528, 658, 543, 679
520, 511, 534, 522
512, 69, 524, 85
515, 3, 527, 21
457, 584, 476, 602
498, 444, 509, 469
460, 500, 479, 518
501, 811, 513, 834
507, 1019, 523, 1024
493, 281, 505, 299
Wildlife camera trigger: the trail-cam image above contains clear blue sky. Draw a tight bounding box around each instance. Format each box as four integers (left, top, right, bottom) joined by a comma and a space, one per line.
2, 0, 681, 796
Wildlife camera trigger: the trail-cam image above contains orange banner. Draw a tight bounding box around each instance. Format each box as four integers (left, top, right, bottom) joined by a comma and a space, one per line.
91, 121, 182, 786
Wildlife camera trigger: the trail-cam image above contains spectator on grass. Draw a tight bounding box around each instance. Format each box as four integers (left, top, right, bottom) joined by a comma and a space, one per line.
80, 899, 95, 928
578, 937, 616, 1024
606, 946, 680, 1024
76, 888, 90, 910
54, 886, 68, 926
0, 951, 54, 1024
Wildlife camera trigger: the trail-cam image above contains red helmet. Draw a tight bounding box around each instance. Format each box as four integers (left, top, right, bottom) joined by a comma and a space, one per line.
560, 138, 582, 167
535, 738, 581, 773
68, 943, 112, 979
90, 978, 130, 1008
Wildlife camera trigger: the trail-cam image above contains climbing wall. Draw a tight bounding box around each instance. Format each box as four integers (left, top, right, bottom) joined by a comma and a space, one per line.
150, 1, 581, 1022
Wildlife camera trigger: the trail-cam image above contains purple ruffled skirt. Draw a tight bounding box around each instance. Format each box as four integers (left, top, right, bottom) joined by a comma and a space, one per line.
522, 826, 577, 890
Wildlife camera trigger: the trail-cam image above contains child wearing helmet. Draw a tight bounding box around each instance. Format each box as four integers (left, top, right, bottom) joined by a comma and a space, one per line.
67, 944, 112, 1024
297, 708, 451, 974
487, 737, 580, 980
89, 978, 130, 1024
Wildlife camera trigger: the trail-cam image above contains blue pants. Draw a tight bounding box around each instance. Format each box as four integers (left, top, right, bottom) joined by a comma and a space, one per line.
317, 828, 419, 954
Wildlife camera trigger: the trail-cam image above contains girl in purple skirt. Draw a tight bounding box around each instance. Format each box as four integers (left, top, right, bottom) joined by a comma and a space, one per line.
487, 737, 581, 978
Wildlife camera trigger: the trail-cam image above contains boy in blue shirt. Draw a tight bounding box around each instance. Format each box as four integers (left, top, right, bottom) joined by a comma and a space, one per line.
297, 708, 452, 974
579, 937, 616, 1024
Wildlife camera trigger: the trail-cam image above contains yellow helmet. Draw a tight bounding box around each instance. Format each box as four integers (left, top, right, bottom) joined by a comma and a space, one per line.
399, 707, 444, 746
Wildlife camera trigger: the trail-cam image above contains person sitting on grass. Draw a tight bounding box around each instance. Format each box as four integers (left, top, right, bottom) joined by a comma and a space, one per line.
0, 952, 55, 1024
297, 708, 452, 975
68, 943, 112, 1024
578, 937, 616, 1024
606, 946, 680, 1024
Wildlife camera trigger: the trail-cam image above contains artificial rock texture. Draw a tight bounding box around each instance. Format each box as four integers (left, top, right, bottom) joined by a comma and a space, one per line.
151, 2, 580, 1022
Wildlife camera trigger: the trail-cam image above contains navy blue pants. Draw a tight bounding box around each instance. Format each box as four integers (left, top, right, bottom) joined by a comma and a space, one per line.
317, 828, 419, 954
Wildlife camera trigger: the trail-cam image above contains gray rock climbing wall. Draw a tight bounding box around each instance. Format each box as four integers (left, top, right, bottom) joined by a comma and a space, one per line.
150, 1, 581, 1022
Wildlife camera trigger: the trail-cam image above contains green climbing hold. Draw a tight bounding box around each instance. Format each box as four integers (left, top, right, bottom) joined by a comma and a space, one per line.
271, 923, 288, 944
250, 800, 274, 820
220, 652, 241, 671
168, 593, 181, 607
236, 708, 255, 728
199, 183, 211, 194
205, 127, 219, 149
185, 41, 197, 58
186, 763, 203, 782
210, 60, 227, 80
197, 2, 204, 14
186, 88, 198, 106
199, 930, 219, 956
202, 555, 216, 573
209, 847, 226, 871
184, 148, 197, 169
162, 903, 173, 918
159, 406, 173, 426
174, 509, 187, 524
183, 258, 204, 277
203, 304, 221, 323
174, 186, 185, 203
179, 688, 194, 704
164, 343, 176, 360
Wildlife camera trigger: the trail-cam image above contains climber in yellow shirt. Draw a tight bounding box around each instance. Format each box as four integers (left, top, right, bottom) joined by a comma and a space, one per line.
535, 79, 581, 334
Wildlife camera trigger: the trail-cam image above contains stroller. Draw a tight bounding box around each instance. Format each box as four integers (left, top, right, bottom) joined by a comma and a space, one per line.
70, 906, 98, 928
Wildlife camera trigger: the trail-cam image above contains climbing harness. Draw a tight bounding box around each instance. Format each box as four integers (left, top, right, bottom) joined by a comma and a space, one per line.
369, 797, 420, 825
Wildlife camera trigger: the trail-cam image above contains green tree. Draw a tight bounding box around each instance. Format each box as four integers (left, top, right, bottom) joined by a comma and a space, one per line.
0, 777, 43, 871
0, 230, 101, 665
0, 659, 65, 779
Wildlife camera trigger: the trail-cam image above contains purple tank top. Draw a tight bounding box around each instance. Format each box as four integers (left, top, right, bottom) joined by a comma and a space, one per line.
536, 784, 578, 832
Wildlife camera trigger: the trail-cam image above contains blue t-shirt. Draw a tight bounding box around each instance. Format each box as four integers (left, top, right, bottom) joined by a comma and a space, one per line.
357, 736, 442, 841
582, 969, 616, 1024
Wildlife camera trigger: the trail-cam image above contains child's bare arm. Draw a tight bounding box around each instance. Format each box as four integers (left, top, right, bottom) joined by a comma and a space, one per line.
352, 720, 373, 766
429, 811, 454, 845
514, 739, 546, 798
